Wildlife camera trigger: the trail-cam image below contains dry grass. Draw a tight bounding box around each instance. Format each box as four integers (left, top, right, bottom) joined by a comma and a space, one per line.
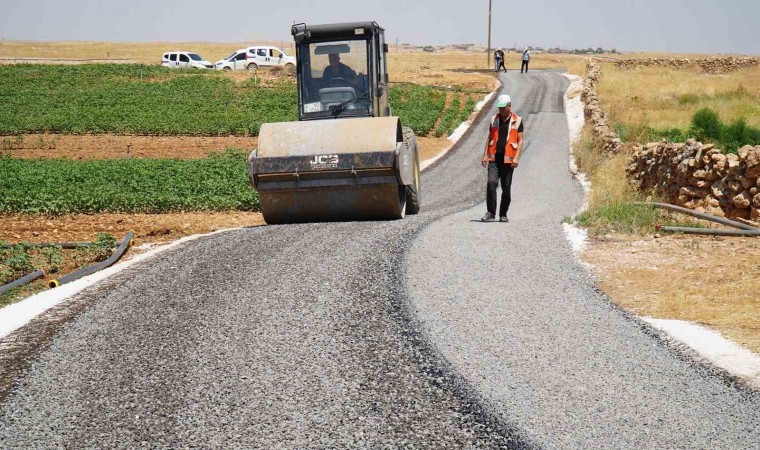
388, 50, 587, 88
0, 40, 295, 65
596, 62, 760, 132
0, 40, 589, 91
584, 234, 760, 355
573, 127, 637, 208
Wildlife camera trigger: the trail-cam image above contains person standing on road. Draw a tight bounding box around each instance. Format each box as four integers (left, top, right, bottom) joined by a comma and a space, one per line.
521, 48, 530, 73
494, 48, 507, 73
481, 94, 524, 222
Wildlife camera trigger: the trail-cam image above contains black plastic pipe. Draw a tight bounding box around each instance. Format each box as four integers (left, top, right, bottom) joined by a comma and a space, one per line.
658, 226, 760, 237
636, 202, 758, 231
48, 231, 135, 288
0, 242, 94, 250
0, 270, 46, 296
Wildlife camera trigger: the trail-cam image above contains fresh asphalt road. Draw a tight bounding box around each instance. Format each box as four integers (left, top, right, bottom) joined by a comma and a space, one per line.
2, 72, 759, 449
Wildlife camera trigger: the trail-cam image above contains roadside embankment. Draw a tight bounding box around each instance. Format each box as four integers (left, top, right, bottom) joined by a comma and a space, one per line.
580, 58, 760, 222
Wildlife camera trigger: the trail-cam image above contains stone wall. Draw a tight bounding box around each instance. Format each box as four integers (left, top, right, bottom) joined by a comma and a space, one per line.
611, 57, 759, 74
626, 142, 760, 220
577, 58, 760, 221
581, 58, 622, 155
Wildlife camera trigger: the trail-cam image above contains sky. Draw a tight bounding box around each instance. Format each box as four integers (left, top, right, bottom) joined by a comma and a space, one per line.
1, 0, 758, 55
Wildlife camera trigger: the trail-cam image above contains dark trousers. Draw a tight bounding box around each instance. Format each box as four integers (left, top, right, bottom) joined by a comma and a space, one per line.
497, 61, 507, 72
487, 161, 514, 217
521, 61, 529, 73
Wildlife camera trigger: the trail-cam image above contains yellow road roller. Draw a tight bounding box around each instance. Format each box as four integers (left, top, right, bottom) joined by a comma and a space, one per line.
248, 22, 421, 224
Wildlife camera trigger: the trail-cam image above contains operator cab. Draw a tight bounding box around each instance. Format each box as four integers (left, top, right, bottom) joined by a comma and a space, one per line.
292, 22, 390, 120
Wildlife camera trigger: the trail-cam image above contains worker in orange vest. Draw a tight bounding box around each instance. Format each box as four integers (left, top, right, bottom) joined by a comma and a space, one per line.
481, 94, 524, 222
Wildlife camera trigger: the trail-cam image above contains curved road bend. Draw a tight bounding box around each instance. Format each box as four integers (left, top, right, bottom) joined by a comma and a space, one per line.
1, 72, 758, 449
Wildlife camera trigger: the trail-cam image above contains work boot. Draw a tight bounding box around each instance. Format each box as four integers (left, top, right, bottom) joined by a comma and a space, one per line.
500, 216, 509, 222
481, 212, 495, 222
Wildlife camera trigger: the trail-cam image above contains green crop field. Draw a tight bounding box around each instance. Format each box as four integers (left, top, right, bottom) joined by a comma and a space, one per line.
389, 83, 448, 135
0, 64, 469, 138
0, 64, 297, 136
0, 65, 483, 216
0, 151, 257, 215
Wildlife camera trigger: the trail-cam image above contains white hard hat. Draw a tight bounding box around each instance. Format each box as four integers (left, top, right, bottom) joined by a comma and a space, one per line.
496, 94, 512, 107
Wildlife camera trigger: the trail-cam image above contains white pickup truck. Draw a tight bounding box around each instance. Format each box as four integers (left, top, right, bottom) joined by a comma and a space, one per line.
215, 46, 296, 71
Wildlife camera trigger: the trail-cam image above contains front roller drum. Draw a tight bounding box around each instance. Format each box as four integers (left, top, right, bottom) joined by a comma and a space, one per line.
259, 184, 407, 224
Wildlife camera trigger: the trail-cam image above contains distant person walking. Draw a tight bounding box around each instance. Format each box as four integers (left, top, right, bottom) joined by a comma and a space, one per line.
481, 94, 524, 222
494, 49, 506, 73
521, 48, 530, 73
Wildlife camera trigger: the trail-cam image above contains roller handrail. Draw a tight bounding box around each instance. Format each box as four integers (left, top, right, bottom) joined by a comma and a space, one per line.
0, 270, 46, 296
48, 231, 135, 288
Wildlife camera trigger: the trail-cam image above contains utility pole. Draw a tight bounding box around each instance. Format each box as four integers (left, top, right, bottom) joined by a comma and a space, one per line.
396, 37, 399, 53
486, 0, 492, 67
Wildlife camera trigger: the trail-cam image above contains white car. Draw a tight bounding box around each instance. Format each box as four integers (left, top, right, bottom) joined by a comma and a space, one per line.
161, 51, 214, 69
215, 49, 249, 71
243, 46, 297, 70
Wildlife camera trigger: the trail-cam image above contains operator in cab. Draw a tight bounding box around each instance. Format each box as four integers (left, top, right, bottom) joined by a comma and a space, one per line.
322, 53, 357, 85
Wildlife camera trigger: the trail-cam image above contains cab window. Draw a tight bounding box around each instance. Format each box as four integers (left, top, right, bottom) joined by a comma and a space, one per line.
270, 49, 283, 58
179, 54, 189, 63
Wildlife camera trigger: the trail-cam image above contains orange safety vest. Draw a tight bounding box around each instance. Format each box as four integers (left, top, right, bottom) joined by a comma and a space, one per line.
485, 112, 522, 163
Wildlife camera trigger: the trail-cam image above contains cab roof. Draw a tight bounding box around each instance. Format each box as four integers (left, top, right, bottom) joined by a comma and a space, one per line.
291, 22, 383, 43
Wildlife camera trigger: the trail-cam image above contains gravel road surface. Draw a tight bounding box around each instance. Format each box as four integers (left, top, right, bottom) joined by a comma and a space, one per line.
2, 71, 758, 449
408, 72, 760, 448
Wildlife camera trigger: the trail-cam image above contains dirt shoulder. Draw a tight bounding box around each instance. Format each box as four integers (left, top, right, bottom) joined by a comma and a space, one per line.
0, 211, 265, 305
2, 133, 455, 162
583, 233, 760, 355
0, 211, 264, 244
1, 134, 258, 160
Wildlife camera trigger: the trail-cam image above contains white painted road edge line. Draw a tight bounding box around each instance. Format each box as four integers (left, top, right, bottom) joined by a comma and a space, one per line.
561, 73, 588, 255
643, 317, 760, 389
420, 90, 497, 172
0, 228, 238, 339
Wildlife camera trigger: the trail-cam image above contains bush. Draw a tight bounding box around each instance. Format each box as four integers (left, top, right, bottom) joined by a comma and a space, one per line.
691, 108, 722, 142
721, 118, 760, 153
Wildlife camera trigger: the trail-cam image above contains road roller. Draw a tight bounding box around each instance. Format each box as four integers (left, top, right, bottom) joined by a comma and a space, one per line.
248, 22, 421, 224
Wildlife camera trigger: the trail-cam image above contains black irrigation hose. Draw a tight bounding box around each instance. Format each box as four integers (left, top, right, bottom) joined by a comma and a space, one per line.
0, 242, 94, 250
658, 226, 760, 237
636, 201, 759, 231
0, 270, 46, 296
48, 231, 135, 289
